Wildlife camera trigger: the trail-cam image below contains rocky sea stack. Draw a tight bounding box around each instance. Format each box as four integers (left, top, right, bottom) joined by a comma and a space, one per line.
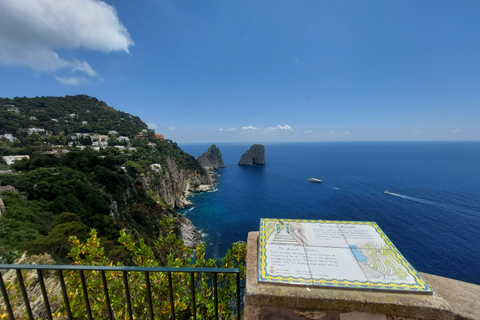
197, 144, 226, 170
238, 144, 266, 166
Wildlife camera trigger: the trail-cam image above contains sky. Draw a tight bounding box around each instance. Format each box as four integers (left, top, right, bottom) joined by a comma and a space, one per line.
0, 0, 479, 143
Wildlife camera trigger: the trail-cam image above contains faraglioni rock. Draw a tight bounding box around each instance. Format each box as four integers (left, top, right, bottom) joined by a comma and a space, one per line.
238, 144, 266, 166
197, 144, 226, 170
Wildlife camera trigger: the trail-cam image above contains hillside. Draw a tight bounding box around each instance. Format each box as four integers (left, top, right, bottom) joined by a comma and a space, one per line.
0, 95, 213, 265
0, 94, 146, 138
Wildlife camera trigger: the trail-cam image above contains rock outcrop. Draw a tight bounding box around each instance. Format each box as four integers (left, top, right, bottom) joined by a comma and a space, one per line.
197, 144, 226, 170
145, 156, 214, 209
238, 144, 266, 166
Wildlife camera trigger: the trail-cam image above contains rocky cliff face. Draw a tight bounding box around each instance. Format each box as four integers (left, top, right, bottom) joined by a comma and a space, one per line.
238, 144, 266, 166
145, 156, 213, 209
197, 144, 226, 170
141, 156, 212, 248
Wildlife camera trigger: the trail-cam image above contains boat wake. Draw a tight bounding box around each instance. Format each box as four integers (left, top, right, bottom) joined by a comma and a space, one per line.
384, 191, 450, 208
385, 191, 479, 218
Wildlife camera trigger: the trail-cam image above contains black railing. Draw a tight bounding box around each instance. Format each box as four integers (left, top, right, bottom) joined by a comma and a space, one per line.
0, 264, 242, 320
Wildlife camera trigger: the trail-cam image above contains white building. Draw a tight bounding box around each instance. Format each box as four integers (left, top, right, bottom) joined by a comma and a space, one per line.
2, 155, 30, 165
118, 136, 130, 143
0, 134, 17, 142
27, 128, 45, 135
150, 164, 162, 172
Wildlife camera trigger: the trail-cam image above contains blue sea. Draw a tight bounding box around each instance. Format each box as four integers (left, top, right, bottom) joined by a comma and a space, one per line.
179, 142, 480, 285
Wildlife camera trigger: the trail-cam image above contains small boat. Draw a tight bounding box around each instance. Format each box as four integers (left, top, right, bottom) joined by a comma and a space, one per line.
308, 178, 322, 183
384, 190, 392, 194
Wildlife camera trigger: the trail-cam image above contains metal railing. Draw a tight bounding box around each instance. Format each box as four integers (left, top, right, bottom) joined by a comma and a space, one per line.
0, 264, 242, 320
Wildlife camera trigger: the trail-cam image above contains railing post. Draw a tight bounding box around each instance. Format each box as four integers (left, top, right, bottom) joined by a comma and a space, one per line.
0, 273, 14, 320
37, 269, 53, 320
145, 271, 154, 320
16, 269, 33, 320
237, 272, 241, 320
190, 272, 196, 320
168, 271, 175, 320
79, 270, 93, 320
213, 272, 218, 320
123, 271, 133, 320
57, 270, 73, 320
101, 270, 113, 320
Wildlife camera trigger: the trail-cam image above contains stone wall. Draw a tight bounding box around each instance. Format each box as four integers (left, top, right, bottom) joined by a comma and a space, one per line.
244, 232, 480, 320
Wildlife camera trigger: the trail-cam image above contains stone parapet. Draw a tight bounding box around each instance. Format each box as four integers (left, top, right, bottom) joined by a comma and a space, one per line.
244, 231, 480, 320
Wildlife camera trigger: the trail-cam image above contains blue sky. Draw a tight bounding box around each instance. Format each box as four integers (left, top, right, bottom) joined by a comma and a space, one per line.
1, 0, 479, 143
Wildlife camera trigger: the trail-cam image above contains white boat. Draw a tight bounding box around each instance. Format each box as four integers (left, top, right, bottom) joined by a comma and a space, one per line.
384, 190, 392, 194
308, 178, 322, 183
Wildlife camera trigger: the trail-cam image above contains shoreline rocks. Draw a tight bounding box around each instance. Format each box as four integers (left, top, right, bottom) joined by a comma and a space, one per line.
238, 144, 266, 166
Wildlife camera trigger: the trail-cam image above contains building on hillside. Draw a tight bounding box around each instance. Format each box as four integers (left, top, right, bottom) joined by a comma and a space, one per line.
82, 121, 88, 125
154, 134, 165, 140
29, 116, 37, 120
0, 134, 17, 142
4, 105, 19, 113
108, 130, 118, 135
2, 155, 30, 165
150, 164, 162, 172
27, 128, 45, 135
118, 136, 130, 143
92, 141, 108, 148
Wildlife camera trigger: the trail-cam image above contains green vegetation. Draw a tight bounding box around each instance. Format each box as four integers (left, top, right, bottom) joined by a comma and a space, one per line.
0, 95, 145, 138
1, 225, 246, 319
0, 95, 245, 318
0, 143, 203, 263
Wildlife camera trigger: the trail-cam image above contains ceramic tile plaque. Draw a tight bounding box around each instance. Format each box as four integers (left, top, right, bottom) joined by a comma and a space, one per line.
258, 218, 432, 293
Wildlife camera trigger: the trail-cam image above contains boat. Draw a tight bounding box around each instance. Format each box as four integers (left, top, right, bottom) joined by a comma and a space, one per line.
308, 178, 322, 183
384, 190, 392, 194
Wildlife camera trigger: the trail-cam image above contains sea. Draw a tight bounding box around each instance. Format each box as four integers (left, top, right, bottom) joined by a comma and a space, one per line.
178, 142, 480, 285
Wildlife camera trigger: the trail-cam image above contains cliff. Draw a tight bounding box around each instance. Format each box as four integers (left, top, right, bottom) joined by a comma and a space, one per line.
197, 144, 226, 170
238, 144, 266, 166
145, 156, 213, 209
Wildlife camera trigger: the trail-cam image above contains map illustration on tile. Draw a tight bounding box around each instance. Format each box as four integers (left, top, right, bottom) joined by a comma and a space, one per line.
258, 218, 432, 293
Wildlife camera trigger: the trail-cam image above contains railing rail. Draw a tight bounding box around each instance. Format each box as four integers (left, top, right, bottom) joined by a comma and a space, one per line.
0, 264, 242, 320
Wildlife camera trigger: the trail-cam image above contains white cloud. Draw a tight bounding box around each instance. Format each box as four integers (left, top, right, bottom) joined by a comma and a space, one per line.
450, 129, 461, 133
303, 129, 313, 134
268, 125, 293, 131
147, 123, 159, 129
328, 130, 335, 134
54, 76, 88, 85
342, 131, 350, 135
0, 0, 133, 83
226, 128, 236, 131
169, 127, 176, 131
218, 128, 224, 131
242, 126, 257, 130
